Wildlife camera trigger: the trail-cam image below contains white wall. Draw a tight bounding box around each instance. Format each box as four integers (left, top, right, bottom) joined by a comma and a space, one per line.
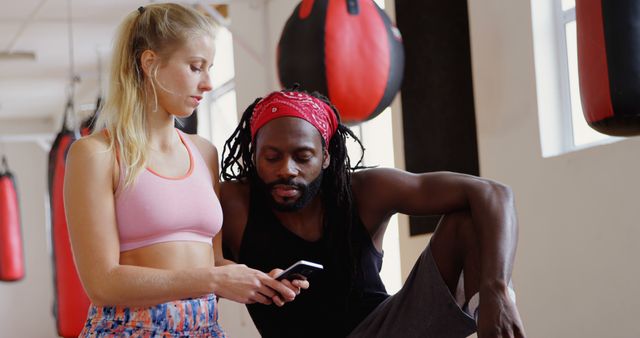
465, 0, 640, 337
229, 0, 299, 110
0, 141, 57, 337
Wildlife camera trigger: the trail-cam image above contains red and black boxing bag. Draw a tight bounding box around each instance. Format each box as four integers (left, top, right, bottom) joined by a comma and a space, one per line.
0, 156, 25, 282
48, 103, 91, 338
278, 0, 404, 124
576, 0, 640, 136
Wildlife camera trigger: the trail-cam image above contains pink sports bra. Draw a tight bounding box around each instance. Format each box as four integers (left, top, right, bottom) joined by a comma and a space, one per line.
114, 130, 222, 252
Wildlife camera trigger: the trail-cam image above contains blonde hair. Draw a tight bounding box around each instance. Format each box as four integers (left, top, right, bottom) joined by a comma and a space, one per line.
94, 3, 216, 188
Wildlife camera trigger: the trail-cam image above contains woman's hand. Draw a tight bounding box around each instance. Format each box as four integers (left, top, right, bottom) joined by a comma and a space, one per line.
268, 268, 310, 304
211, 264, 299, 306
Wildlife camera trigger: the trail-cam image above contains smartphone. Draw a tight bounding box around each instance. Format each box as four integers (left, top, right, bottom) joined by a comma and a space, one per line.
275, 260, 324, 281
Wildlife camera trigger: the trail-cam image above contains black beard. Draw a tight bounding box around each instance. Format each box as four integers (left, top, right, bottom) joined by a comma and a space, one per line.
253, 171, 324, 212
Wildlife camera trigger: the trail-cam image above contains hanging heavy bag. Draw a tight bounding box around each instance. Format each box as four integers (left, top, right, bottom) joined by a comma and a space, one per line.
48, 102, 91, 338
0, 156, 25, 282
576, 0, 640, 136
278, 0, 404, 124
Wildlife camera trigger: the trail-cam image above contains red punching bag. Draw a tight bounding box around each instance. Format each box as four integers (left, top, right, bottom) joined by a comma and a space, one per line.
48, 103, 91, 338
278, 0, 404, 124
576, 0, 640, 136
0, 156, 25, 282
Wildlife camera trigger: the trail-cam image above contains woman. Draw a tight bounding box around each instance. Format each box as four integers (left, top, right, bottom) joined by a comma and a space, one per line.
64, 4, 304, 336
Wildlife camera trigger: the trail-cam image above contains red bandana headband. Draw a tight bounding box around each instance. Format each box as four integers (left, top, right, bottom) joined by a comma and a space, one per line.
250, 91, 339, 145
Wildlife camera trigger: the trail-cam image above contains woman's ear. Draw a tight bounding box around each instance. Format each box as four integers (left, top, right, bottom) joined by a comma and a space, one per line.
140, 49, 158, 77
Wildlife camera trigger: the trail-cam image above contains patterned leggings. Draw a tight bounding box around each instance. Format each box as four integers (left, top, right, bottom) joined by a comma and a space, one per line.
79, 294, 226, 337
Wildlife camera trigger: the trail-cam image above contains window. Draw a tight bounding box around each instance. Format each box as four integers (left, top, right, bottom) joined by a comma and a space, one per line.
347, 107, 402, 295
556, 0, 611, 148
354, 0, 403, 295
533, 0, 619, 157
197, 24, 239, 153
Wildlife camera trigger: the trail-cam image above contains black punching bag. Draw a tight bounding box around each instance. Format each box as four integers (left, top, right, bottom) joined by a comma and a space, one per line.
0, 156, 25, 282
576, 0, 640, 136
278, 0, 404, 124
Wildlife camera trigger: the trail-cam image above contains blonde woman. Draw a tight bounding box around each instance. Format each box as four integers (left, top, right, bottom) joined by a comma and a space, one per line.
64, 4, 304, 336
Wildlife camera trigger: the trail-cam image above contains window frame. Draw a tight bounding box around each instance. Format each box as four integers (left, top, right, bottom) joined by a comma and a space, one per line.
554, 1, 576, 151
553, 1, 618, 152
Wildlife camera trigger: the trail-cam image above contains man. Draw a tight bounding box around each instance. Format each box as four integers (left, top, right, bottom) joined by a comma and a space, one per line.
219, 89, 525, 338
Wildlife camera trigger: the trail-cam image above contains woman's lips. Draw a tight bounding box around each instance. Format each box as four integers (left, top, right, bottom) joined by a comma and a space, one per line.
190, 96, 202, 106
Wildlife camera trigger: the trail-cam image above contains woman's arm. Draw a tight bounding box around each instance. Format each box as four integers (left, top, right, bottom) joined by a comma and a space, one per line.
64, 136, 293, 307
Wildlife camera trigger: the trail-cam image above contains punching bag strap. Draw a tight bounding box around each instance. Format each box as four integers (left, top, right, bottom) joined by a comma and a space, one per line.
347, 0, 359, 15
59, 100, 73, 133
61, 99, 82, 139
1, 155, 8, 175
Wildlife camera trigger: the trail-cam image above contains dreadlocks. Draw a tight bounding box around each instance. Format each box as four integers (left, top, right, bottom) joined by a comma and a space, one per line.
220, 87, 367, 303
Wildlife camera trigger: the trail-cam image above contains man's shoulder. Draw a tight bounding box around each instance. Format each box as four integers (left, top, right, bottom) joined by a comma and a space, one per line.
220, 179, 251, 212
219, 180, 252, 258
351, 167, 404, 195
350, 168, 413, 221
220, 178, 248, 189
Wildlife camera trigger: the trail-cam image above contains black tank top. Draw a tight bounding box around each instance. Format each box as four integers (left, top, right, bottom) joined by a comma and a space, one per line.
238, 189, 389, 338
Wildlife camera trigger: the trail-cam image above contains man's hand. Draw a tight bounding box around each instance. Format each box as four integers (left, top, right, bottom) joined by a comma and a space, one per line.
477, 284, 526, 338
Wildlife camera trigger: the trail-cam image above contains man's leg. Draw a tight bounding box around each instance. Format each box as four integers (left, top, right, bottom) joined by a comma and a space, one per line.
431, 211, 517, 322
429, 211, 481, 305
348, 211, 478, 338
